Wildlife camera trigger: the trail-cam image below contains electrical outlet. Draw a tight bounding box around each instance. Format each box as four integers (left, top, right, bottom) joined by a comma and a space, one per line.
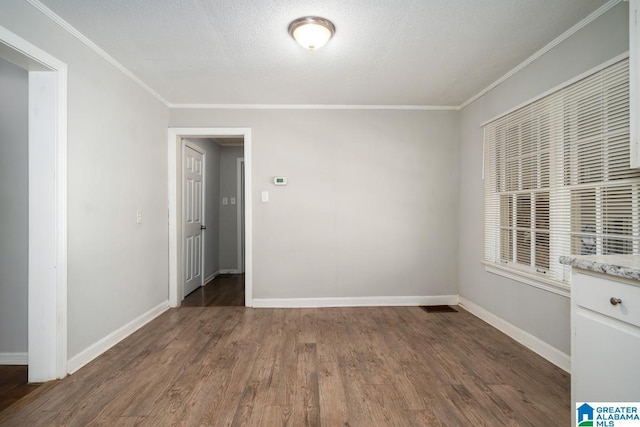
136, 209, 143, 224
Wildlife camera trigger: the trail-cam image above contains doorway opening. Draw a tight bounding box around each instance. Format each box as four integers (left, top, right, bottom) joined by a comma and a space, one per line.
168, 128, 252, 308
181, 137, 245, 306
0, 26, 68, 382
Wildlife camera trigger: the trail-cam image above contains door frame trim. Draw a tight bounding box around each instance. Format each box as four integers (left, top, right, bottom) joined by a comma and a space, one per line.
168, 128, 253, 307
0, 25, 68, 380
236, 157, 244, 274
181, 140, 206, 298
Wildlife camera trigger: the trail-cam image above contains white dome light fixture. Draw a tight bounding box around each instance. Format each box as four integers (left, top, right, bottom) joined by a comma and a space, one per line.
288, 16, 335, 50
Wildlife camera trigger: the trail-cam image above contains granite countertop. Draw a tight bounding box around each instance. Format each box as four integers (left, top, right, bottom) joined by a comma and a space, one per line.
559, 254, 640, 281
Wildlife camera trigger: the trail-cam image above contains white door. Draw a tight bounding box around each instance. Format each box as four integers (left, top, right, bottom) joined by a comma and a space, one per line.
183, 144, 205, 297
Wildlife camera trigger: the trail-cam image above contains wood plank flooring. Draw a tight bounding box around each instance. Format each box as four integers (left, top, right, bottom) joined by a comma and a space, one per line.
182, 274, 245, 307
0, 366, 41, 413
0, 306, 570, 426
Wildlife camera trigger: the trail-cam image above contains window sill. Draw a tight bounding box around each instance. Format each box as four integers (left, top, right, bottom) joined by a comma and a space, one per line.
482, 261, 571, 298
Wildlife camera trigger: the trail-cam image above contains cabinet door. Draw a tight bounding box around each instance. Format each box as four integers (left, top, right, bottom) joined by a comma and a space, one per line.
574, 309, 640, 402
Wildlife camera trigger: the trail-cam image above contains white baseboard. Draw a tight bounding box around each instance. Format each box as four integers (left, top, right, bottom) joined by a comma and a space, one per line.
204, 271, 219, 285
459, 297, 571, 373
67, 301, 169, 374
219, 269, 240, 274
251, 295, 459, 308
0, 352, 28, 365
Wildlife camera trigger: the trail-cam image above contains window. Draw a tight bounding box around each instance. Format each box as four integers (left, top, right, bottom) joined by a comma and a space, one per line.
484, 58, 640, 288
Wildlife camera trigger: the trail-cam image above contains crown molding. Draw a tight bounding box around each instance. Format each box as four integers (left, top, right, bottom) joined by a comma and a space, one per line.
168, 103, 459, 111
24, 0, 170, 106
458, 0, 623, 110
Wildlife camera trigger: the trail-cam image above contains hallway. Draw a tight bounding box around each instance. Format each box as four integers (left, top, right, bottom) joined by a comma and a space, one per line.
181, 274, 245, 307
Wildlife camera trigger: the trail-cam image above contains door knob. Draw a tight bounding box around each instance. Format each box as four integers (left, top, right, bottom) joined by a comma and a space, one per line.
201, 225, 207, 230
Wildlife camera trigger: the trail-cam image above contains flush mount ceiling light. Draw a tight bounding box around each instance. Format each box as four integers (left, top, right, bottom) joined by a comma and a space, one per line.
288, 16, 335, 50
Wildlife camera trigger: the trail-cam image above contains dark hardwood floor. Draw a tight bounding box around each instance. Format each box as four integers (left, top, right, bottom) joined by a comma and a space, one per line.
0, 366, 41, 413
182, 274, 245, 307
0, 306, 570, 426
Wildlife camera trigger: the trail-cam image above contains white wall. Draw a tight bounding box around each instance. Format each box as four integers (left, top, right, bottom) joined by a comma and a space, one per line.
458, 2, 629, 355
170, 109, 459, 300
0, 56, 29, 358
0, 0, 169, 360
219, 145, 244, 271
187, 138, 221, 279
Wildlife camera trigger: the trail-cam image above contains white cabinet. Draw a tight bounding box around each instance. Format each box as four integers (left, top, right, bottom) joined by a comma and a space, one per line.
571, 270, 640, 424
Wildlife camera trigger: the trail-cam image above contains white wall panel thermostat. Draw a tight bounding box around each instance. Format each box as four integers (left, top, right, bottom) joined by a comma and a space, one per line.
273, 177, 288, 186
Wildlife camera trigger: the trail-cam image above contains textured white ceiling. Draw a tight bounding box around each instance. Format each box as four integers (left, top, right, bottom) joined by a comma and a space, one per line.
36, 0, 609, 106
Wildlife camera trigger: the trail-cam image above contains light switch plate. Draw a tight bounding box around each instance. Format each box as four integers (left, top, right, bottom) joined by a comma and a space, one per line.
222, 197, 228, 205
261, 191, 269, 202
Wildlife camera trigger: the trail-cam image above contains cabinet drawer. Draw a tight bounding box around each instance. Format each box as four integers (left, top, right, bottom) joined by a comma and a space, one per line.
574, 271, 640, 328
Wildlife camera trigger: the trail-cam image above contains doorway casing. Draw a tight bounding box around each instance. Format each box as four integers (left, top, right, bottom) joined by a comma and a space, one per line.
237, 157, 245, 273
0, 25, 68, 381
168, 128, 252, 307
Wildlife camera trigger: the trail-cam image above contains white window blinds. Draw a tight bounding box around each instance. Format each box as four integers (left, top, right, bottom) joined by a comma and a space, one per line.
484, 58, 639, 287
